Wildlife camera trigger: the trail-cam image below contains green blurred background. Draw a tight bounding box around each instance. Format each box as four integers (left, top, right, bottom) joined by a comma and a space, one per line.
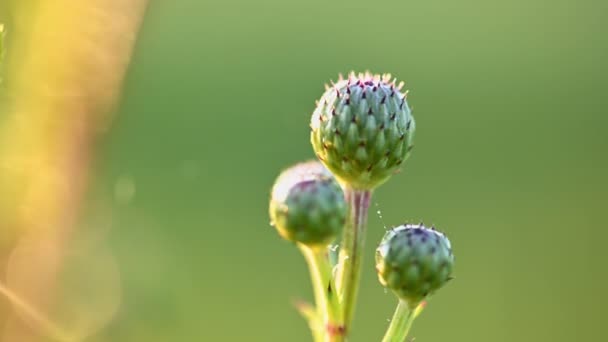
2, 0, 608, 341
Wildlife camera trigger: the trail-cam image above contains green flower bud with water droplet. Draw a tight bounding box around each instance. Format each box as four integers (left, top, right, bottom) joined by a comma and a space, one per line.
269, 161, 347, 249
376, 224, 454, 308
311, 72, 415, 190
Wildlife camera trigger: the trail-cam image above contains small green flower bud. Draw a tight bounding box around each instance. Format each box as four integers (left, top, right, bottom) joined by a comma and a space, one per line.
311, 72, 415, 190
376, 224, 454, 308
269, 161, 347, 249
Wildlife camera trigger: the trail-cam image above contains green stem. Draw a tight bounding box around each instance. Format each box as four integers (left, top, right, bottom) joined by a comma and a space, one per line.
300, 245, 343, 342
382, 300, 417, 342
336, 188, 372, 335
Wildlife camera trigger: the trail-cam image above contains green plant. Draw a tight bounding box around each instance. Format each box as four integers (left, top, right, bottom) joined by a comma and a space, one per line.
376, 224, 454, 342
270, 161, 347, 248
269, 72, 455, 341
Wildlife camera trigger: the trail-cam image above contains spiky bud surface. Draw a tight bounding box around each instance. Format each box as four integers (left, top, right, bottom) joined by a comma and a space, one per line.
311, 72, 415, 190
375, 224, 454, 308
269, 161, 347, 249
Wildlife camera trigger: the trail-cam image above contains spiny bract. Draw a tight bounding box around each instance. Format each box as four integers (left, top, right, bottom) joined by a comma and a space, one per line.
311, 72, 415, 190
375, 224, 454, 308
269, 161, 347, 249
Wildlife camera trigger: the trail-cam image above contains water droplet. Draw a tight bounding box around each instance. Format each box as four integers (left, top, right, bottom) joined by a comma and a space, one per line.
375, 202, 387, 229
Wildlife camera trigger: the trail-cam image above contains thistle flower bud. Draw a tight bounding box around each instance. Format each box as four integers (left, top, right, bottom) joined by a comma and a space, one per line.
376, 224, 454, 308
311, 72, 415, 190
269, 161, 347, 249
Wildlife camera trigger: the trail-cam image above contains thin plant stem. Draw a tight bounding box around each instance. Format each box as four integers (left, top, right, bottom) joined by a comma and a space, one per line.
0, 281, 74, 342
300, 245, 343, 342
382, 300, 420, 342
335, 188, 372, 335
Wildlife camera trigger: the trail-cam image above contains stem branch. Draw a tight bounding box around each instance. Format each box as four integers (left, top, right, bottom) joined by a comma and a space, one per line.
300, 245, 343, 342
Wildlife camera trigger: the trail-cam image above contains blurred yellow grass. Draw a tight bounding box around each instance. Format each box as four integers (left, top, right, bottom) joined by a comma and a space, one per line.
0, 281, 72, 341
0, 1, 147, 340
0, 0, 147, 236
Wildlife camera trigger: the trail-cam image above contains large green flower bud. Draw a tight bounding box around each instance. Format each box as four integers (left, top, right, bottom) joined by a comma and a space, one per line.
376, 224, 454, 308
269, 161, 347, 249
311, 72, 415, 190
